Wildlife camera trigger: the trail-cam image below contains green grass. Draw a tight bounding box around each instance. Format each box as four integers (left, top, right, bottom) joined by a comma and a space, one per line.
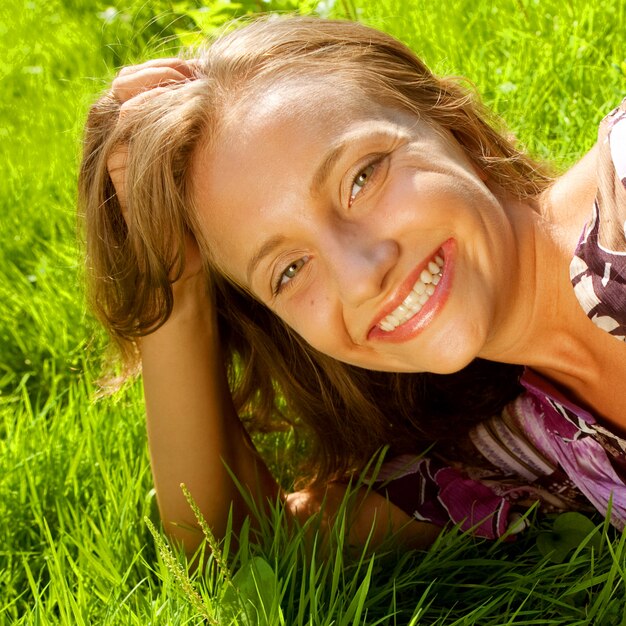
1, 0, 625, 623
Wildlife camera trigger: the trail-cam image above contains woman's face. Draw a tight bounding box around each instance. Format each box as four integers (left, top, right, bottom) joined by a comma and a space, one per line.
192, 77, 519, 373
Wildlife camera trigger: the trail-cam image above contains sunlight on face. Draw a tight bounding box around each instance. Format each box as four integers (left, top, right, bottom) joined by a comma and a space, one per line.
192, 76, 517, 374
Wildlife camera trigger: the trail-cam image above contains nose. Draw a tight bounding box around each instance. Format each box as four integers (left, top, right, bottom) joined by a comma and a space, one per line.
324, 225, 399, 307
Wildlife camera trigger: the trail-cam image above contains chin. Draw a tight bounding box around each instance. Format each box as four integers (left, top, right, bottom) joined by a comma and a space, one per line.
422, 355, 477, 375
433, 349, 484, 375
325, 323, 487, 375
342, 349, 477, 375
401, 334, 484, 375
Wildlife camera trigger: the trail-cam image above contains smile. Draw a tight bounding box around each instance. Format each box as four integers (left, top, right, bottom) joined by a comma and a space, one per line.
377, 252, 444, 332
377, 253, 444, 331
367, 239, 455, 342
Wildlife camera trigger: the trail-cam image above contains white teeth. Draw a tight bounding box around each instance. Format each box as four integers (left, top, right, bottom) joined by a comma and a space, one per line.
377, 251, 444, 332
420, 269, 433, 284
413, 281, 426, 295
404, 290, 421, 307
387, 311, 401, 324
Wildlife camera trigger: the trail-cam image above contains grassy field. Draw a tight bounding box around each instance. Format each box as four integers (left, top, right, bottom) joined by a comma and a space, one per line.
1, 0, 625, 623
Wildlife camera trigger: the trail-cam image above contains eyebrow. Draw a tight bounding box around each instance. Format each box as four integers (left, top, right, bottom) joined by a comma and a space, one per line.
309, 141, 349, 196
246, 234, 286, 286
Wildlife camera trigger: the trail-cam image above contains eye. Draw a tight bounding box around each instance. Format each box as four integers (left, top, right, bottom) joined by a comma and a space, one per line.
349, 163, 376, 206
274, 256, 309, 294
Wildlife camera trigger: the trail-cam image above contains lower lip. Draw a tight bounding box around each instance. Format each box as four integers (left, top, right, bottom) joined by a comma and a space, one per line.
368, 239, 455, 342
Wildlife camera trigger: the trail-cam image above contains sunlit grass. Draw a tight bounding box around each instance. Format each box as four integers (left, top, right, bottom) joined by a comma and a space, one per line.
1, 0, 625, 623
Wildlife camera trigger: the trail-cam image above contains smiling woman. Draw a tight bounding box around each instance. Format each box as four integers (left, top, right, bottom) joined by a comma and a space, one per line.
79, 15, 626, 552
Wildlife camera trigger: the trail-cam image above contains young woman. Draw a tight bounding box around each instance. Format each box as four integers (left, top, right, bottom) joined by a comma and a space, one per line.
79, 16, 626, 555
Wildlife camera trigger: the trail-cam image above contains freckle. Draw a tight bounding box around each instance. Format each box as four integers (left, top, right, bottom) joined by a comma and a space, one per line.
309, 299, 315, 306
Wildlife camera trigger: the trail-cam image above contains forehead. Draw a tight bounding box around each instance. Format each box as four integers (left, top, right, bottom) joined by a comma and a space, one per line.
211, 75, 378, 175
226, 75, 366, 134
191, 77, 388, 274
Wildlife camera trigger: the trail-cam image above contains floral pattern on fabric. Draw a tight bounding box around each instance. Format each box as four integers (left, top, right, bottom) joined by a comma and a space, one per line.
371, 455, 525, 539
518, 370, 626, 531
570, 98, 626, 340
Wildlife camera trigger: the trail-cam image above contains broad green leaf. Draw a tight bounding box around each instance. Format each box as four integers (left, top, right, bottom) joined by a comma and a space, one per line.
536, 512, 601, 563
219, 557, 279, 625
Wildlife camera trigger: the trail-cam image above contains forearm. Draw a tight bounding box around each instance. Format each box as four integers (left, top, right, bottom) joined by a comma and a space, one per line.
140, 275, 278, 552
286, 483, 440, 553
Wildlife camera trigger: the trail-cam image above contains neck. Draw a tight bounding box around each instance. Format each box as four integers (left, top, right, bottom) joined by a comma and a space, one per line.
481, 145, 596, 367
480, 148, 626, 428
480, 198, 591, 374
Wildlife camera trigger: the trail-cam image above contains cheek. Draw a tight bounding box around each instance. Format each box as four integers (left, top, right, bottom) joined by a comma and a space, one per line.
383, 168, 462, 217
279, 289, 337, 348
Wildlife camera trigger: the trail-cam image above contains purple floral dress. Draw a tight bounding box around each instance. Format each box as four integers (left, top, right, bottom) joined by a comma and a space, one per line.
374, 100, 626, 539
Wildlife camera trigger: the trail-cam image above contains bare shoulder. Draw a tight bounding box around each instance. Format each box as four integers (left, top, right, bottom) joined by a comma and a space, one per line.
540, 144, 599, 252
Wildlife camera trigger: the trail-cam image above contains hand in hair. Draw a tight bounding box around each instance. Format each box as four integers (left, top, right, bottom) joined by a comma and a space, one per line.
107, 59, 203, 282
108, 59, 194, 211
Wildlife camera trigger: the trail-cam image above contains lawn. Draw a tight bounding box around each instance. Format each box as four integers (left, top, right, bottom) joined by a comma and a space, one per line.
1, 0, 625, 623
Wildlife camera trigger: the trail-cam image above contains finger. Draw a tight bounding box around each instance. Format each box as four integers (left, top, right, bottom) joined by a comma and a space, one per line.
112, 66, 190, 103
111, 85, 181, 214
117, 57, 195, 79
107, 146, 129, 215
117, 86, 173, 119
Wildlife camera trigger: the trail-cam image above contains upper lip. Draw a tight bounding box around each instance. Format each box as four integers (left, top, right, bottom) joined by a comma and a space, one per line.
368, 245, 443, 334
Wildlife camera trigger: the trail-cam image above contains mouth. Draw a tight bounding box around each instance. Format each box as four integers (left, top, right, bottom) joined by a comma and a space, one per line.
369, 239, 454, 340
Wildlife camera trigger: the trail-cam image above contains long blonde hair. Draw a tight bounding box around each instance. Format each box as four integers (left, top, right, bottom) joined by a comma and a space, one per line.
79, 16, 545, 480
